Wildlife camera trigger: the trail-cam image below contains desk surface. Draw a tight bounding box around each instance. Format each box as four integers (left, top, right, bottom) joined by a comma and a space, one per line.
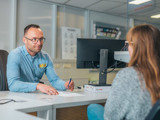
0, 90, 109, 120
0, 92, 52, 112
0, 91, 52, 120
0, 108, 44, 120
9, 90, 108, 108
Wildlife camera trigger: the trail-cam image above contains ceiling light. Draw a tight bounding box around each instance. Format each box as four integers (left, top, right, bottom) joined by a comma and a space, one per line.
151, 14, 160, 18
129, 0, 151, 5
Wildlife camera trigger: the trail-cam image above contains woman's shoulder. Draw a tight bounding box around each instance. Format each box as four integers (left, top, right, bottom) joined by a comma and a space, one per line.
119, 66, 136, 72
113, 67, 140, 86
116, 67, 137, 77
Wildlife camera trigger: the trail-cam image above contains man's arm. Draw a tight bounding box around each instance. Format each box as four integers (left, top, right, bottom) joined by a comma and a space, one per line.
45, 55, 66, 91
7, 51, 37, 92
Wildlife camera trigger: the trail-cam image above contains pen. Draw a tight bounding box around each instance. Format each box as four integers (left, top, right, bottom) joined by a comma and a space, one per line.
68, 78, 72, 88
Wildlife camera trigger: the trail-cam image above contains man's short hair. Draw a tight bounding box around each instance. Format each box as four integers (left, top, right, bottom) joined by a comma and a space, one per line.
24, 24, 40, 35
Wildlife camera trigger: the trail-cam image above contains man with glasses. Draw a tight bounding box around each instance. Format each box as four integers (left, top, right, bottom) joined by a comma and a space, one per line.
7, 24, 74, 95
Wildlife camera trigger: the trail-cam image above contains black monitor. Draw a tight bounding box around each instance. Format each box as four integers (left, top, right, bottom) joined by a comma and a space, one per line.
77, 38, 125, 86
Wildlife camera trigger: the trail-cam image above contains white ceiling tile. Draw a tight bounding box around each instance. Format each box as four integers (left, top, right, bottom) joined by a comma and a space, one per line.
102, 0, 126, 2
87, 1, 124, 12
45, 0, 68, 4
66, 0, 100, 8
39, 0, 160, 25
104, 4, 127, 15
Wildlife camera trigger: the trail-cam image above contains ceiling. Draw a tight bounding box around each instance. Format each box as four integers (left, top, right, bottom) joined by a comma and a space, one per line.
41, 0, 160, 25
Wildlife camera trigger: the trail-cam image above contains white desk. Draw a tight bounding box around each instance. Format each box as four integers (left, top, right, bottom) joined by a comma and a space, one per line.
0, 108, 44, 120
10, 90, 109, 120
0, 91, 52, 120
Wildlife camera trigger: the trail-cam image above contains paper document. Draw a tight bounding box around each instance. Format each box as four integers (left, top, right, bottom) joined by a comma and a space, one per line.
58, 91, 84, 97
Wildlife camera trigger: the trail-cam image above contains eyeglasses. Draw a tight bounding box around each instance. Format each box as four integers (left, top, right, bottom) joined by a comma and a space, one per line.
25, 36, 46, 44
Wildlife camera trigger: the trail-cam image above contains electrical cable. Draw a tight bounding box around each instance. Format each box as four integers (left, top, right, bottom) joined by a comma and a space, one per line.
107, 61, 126, 73
0, 99, 16, 105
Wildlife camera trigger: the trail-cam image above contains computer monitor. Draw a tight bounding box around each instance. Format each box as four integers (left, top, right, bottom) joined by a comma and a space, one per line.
77, 38, 125, 86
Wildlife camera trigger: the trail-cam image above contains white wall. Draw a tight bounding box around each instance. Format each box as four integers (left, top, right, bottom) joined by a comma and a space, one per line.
0, 0, 160, 56
0, 0, 129, 57
56, 6, 85, 59
16, 0, 53, 56
0, 0, 12, 52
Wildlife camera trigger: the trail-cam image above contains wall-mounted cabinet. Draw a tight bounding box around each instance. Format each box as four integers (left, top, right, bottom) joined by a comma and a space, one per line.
93, 22, 126, 40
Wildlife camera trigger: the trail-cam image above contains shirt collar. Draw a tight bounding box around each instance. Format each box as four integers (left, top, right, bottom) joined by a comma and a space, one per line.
23, 46, 30, 56
22, 45, 40, 57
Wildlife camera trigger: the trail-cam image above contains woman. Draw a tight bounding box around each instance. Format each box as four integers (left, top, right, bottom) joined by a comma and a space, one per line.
87, 24, 160, 120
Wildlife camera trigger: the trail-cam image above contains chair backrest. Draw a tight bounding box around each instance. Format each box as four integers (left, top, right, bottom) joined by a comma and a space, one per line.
0, 50, 9, 91
145, 99, 160, 120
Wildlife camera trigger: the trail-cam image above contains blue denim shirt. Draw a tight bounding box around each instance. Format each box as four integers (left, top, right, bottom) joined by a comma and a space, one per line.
7, 46, 66, 92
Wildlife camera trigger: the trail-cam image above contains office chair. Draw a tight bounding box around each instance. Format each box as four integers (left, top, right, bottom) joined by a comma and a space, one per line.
0, 50, 9, 91
145, 99, 160, 120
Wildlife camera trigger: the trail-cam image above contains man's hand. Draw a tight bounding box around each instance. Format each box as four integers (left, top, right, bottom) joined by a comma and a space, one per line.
36, 83, 59, 95
65, 80, 74, 91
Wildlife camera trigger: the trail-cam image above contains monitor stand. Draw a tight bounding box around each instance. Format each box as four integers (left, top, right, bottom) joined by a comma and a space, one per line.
85, 49, 111, 92
89, 49, 111, 86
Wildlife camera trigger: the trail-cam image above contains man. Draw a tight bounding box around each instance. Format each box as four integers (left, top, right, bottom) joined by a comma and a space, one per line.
7, 24, 74, 95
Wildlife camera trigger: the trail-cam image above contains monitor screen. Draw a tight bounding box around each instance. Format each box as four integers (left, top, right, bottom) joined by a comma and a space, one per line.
77, 38, 126, 86
77, 38, 125, 69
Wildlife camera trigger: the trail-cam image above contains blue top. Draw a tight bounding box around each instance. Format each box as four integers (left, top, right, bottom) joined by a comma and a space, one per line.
7, 46, 66, 92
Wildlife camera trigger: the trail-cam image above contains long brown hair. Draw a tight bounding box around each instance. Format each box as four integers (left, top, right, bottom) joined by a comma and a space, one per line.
127, 24, 160, 104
